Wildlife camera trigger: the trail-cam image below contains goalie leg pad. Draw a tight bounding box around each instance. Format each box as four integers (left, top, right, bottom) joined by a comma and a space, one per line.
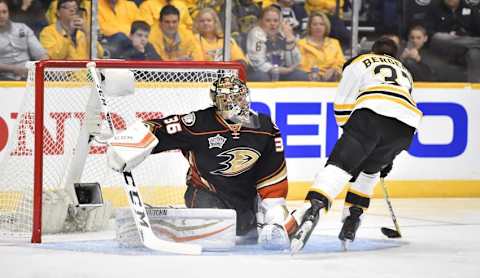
115, 207, 237, 251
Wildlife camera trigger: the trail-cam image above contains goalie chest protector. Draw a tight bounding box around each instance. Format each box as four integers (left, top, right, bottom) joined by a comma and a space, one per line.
146, 107, 287, 211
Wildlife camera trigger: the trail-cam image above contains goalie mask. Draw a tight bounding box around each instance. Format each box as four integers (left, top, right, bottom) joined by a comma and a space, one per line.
210, 75, 251, 125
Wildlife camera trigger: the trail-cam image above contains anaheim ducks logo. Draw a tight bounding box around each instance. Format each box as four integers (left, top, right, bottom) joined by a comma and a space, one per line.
210, 147, 261, 177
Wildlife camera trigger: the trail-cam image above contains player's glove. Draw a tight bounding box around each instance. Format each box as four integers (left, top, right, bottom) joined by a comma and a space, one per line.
380, 163, 393, 178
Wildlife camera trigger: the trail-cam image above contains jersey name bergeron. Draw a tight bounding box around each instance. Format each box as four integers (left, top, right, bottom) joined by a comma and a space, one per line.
361, 56, 409, 71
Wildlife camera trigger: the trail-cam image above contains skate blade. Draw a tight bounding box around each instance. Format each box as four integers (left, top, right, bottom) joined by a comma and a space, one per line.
340, 239, 352, 251
290, 238, 304, 255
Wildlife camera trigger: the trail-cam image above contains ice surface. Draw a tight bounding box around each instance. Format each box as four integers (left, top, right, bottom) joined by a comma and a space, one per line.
1, 198, 480, 278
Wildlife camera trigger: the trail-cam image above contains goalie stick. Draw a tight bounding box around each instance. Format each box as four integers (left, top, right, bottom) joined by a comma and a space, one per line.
380, 178, 402, 238
86, 62, 202, 255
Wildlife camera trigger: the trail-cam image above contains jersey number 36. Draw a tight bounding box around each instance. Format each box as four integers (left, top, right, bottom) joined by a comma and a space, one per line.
164, 116, 182, 134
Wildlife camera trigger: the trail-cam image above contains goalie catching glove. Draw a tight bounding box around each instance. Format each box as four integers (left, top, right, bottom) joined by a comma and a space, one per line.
106, 121, 159, 172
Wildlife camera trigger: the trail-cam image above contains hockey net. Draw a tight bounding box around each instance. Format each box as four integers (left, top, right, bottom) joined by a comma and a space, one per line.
0, 60, 246, 243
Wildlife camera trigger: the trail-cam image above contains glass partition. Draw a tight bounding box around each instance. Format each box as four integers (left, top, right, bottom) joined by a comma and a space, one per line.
2, 0, 479, 82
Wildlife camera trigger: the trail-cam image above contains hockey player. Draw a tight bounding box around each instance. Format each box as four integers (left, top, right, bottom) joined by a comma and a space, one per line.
291, 37, 423, 253
107, 74, 298, 250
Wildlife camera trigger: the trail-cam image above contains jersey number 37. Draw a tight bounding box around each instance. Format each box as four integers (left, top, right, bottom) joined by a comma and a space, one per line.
374, 64, 413, 90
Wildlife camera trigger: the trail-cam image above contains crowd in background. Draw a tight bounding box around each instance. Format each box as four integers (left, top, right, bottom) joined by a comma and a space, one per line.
0, 0, 479, 82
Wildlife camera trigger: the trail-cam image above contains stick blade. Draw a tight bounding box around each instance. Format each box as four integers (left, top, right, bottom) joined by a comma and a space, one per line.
142, 229, 202, 255
381, 227, 402, 238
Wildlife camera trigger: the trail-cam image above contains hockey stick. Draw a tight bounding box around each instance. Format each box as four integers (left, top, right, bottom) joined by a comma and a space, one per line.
379, 177, 402, 238
86, 62, 202, 255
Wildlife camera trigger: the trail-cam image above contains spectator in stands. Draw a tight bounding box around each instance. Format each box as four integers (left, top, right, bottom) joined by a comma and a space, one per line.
0, 0, 47, 80
301, 0, 350, 48
380, 32, 402, 57
370, 0, 403, 36
400, 25, 436, 81
114, 20, 161, 60
246, 5, 307, 81
193, 7, 247, 65
139, 0, 192, 30
45, 0, 90, 25
231, 0, 262, 50
274, 0, 300, 33
184, 0, 224, 20
10, 0, 48, 36
305, 0, 344, 16
40, 0, 103, 59
405, 0, 438, 32
297, 11, 344, 81
98, 0, 140, 57
148, 4, 203, 61
429, 0, 480, 82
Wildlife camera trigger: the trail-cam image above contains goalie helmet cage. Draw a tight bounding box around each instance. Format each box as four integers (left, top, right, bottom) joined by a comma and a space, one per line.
0, 60, 246, 244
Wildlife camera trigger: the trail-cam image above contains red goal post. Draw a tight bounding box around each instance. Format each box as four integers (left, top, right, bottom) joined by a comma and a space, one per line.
0, 60, 246, 244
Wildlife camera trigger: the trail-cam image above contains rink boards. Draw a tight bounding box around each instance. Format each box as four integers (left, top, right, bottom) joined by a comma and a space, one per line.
0, 81, 479, 201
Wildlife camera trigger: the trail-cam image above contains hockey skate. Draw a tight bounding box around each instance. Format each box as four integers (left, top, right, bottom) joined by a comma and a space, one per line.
290, 199, 325, 254
338, 206, 364, 251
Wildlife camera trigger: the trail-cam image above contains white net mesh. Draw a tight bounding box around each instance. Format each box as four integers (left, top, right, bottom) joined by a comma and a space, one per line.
0, 62, 241, 242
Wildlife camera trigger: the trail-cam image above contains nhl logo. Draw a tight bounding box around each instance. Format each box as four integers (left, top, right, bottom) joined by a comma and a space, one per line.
208, 134, 227, 149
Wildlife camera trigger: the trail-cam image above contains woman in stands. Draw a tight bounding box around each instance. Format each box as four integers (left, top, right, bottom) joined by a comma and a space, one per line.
193, 8, 248, 66
246, 5, 308, 81
297, 11, 345, 81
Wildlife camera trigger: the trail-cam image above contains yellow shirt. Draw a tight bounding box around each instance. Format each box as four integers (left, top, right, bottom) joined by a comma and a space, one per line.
139, 0, 192, 30
305, 0, 344, 16
40, 23, 104, 59
297, 37, 345, 74
196, 35, 247, 63
98, 0, 140, 37
149, 25, 203, 61
260, 0, 277, 7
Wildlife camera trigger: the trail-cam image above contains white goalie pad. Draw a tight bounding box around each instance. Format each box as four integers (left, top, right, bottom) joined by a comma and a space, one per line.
116, 207, 236, 251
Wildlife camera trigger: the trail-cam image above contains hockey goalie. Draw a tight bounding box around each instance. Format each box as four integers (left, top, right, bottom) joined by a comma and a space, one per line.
107, 74, 303, 250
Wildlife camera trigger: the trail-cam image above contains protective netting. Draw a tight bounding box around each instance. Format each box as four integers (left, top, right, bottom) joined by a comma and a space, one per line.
0, 62, 240, 242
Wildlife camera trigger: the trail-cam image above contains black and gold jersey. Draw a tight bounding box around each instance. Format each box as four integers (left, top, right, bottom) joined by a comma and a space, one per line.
145, 107, 288, 211
335, 53, 422, 128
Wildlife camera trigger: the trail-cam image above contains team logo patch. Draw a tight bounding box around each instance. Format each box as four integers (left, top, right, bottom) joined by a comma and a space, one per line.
415, 0, 431, 6
181, 113, 196, 126
208, 134, 227, 149
210, 147, 261, 177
